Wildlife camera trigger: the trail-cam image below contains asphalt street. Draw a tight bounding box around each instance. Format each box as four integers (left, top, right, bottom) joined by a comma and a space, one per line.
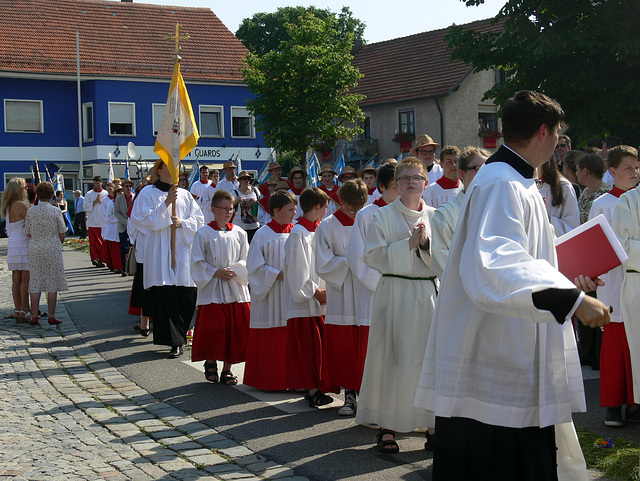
6, 238, 625, 480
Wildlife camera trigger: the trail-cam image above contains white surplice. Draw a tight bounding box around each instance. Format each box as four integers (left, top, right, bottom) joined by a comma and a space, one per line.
190, 224, 250, 306
612, 187, 640, 402
100, 196, 119, 242
247, 224, 290, 329
539, 177, 580, 236
589, 192, 623, 323
355, 197, 437, 432
426, 163, 443, 185
83, 188, 108, 228
283, 223, 324, 320
315, 214, 356, 325
256, 203, 272, 226
430, 190, 464, 278
199, 184, 217, 225
416, 161, 585, 429
421, 181, 461, 209
346, 202, 383, 326
130, 185, 204, 289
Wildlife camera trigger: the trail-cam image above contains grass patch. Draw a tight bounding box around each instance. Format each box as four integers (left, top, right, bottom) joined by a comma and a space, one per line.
577, 428, 639, 480
64, 238, 90, 255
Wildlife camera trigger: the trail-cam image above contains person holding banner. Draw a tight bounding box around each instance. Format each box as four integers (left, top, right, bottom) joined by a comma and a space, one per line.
130, 159, 204, 358
84, 176, 108, 267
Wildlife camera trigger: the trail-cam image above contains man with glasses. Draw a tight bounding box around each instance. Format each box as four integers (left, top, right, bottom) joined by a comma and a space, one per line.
216, 160, 240, 194
422, 145, 461, 209
555, 134, 571, 166
411, 134, 443, 185
416, 90, 610, 480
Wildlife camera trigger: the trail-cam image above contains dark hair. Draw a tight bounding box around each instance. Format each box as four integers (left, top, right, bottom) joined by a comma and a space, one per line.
299, 187, 329, 214
211, 189, 234, 206
199, 165, 209, 172
502, 90, 564, 145
604, 135, 623, 149
268, 189, 297, 216
541, 158, 564, 207
563, 150, 584, 175
458, 147, 491, 171
558, 134, 571, 147
577, 153, 605, 179
25, 183, 36, 204
35, 181, 55, 201
439, 145, 461, 159
337, 179, 368, 209
92, 176, 102, 183
608, 145, 638, 170
377, 162, 397, 190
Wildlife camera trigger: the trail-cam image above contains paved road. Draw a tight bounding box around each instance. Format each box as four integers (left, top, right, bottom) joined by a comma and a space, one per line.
0, 238, 623, 480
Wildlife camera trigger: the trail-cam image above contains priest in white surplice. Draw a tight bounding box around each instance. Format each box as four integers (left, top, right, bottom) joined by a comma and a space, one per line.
130, 159, 204, 359
415, 91, 610, 481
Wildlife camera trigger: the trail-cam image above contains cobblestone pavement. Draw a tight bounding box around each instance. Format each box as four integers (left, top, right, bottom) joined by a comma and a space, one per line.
0, 258, 306, 481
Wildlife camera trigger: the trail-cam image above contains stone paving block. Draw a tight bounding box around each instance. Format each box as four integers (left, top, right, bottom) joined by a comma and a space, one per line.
188, 454, 229, 466
217, 445, 254, 458
235, 454, 267, 466
261, 466, 297, 479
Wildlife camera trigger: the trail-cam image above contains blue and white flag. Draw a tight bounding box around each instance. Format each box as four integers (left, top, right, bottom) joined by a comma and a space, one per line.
256, 151, 274, 184
107, 153, 114, 183
334, 152, 345, 175
124, 156, 130, 181
307, 152, 320, 188
362, 155, 376, 170
187, 158, 200, 190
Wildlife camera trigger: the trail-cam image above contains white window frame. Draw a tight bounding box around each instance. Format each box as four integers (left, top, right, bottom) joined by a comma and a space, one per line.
398, 108, 415, 135
478, 104, 499, 132
82, 102, 94, 142
231, 106, 255, 139
108, 101, 136, 137
152, 103, 165, 137
4, 99, 44, 133
199, 105, 224, 138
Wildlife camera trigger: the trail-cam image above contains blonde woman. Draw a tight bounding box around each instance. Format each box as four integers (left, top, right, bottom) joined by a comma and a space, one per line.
1, 178, 30, 322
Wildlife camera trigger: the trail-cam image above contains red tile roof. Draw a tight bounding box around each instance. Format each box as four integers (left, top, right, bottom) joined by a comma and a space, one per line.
0, 0, 247, 82
352, 18, 503, 107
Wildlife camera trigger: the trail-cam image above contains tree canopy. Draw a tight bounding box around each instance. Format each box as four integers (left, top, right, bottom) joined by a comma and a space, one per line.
241, 12, 365, 162
236, 6, 365, 56
447, 0, 640, 146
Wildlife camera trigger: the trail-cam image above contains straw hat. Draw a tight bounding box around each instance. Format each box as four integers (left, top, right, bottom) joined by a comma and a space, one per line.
275, 180, 290, 191
266, 176, 279, 186
319, 163, 337, 175
223, 160, 236, 169
288, 166, 307, 180
411, 134, 440, 155
238, 170, 252, 180
338, 166, 357, 182
122, 179, 134, 186
359, 165, 377, 178
267, 161, 282, 172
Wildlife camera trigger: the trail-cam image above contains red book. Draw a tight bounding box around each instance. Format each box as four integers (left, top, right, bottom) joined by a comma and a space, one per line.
554, 214, 628, 281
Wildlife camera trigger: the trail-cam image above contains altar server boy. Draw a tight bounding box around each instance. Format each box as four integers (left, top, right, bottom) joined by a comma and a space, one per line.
244, 190, 298, 391
591, 145, 640, 426
283, 187, 337, 407
421, 145, 461, 208
316, 179, 369, 416
191, 190, 251, 386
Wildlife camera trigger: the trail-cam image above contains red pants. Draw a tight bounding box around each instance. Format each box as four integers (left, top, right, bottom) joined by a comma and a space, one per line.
88, 227, 104, 262
103, 240, 122, 270
600, 322, 634, 407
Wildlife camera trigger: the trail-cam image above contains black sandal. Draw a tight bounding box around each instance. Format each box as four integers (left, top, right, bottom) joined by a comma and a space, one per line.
424, 430, 435, 451
377, 429, 399, 454
203, 361, 218, 383
307, 390, 333, 407
220, 370, 238, 385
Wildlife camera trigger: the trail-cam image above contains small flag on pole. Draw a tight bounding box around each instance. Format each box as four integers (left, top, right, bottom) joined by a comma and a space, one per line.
124, 156, 130, 181
334, 152, 345, 175
307, 152, 320, 188
107, 153, 114, 183
34, 158, 41, 186
256, 151, 274, 184
154, 61, 200, 184
43, 164, 53, 184
187, 157, 200, 190
236, 153, 243, 174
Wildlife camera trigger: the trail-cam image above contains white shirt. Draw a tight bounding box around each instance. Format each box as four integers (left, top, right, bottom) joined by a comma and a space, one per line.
538, 177, 580, 236
216, 178, 239, 194
190, 179, 213, 213
421, 181, 461, 209
83, 188, 108, 228
430, 190, 464, 278
130, 184, 204, 289
426, 163, 444, 185
190, 224, 250, 305
101, 196, 119, 242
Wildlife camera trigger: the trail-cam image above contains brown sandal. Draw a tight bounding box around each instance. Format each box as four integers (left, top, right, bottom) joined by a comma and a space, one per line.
377, 429, 399, 454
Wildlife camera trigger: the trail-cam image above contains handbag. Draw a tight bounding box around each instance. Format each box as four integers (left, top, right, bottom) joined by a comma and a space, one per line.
125, 245, 137, 276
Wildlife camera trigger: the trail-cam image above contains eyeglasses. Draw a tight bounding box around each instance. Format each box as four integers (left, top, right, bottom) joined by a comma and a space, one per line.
416, 149, 436, 156
213, 206, 234, 212
463, 165, 481, 172
397, 175, 426, 183
555, 143, 568, 149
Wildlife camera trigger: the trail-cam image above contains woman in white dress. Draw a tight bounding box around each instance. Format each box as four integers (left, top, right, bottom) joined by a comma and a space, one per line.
356, 157, 437, 453
1, 177, 30, 322
537, 158, 580, 236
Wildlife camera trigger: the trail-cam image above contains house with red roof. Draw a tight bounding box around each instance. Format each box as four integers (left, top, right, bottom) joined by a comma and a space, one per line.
349, 18, 504, 162
0, 0, 270, 191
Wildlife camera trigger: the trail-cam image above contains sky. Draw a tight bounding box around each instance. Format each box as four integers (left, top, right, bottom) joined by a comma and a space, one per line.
134, 0, 506, 43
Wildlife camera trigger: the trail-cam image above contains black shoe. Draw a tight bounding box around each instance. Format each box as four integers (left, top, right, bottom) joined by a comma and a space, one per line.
424, 430, 435, 451
121, 271, 127, 277
605, 406, 623, 427
91, 259, 98, 266
308, 390, 333, 408
96, 262, 105, 268
140, 329, 150, 337
167, 346, 183, 359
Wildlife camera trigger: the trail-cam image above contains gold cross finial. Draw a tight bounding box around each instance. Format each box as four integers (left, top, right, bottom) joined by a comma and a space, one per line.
165, 23, 190, 55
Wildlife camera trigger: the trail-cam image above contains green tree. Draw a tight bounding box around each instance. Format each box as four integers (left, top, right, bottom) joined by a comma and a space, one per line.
241, 13, 365, 163
236, 6, 365, 56
447, 0, 640, 145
